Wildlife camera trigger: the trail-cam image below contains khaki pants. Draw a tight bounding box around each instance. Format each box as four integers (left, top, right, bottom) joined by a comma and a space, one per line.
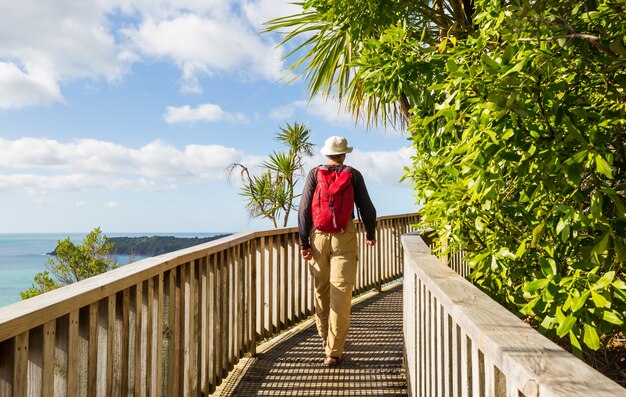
309, 221, 358, 357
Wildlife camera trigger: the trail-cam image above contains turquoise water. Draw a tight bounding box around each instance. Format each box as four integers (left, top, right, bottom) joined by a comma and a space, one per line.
0, 232, 225, 308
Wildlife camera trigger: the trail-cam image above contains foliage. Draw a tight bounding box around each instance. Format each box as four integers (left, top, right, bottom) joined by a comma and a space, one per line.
21, 227, 119, 299
229, 122, 314, 227
268, 0, 626, 355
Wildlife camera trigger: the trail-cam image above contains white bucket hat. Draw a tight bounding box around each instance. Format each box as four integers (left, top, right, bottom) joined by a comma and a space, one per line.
320, 136, 353, 156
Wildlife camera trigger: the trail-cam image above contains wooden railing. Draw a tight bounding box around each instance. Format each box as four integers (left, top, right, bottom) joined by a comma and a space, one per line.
0, 213, 418, 396
402, 232, 625, 397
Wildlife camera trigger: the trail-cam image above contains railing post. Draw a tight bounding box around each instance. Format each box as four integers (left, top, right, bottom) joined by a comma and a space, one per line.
248, 239, 257, 357
373, 226, 382, 292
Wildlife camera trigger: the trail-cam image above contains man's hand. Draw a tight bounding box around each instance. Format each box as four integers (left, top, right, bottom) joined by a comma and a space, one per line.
365, 239, 376, 246
301, 248, 313, 260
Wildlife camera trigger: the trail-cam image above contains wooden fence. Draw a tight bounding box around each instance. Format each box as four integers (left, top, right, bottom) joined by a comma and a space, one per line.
402, 232, 625, 397
0, 213, 418, 396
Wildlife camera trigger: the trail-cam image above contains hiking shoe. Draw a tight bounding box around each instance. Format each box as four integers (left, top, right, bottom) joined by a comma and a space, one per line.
323, 356, 341, 367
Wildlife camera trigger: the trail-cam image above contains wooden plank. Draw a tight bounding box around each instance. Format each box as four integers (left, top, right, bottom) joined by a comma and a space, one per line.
417, 279, 424, 397
181, 264, 190, 396
14, 331, 28, 397
442, 308, 451, 397
111, 293, 123, 397
208, 254, 217, 393
291, 233, 300, 324
27, 326, 43, 397
54, 315, 69, 396
274, 235, 285, 333
224, 248, 237, 366
460, 333, 470, 397
106, 296, 118, 397
237, 244, 244, 358
42, 320, 55, 396
155, 274, 164, 397
190, 261, 199, 396
452, 323, 461, 397
214, 253, 223, 384
288, 233, 295, 325
221, 250, 229, 378
166, 270, 176, 396
259, 237, 266, 339
95, 299, 108, 397
134, 282, 143, 396
249, 240, 257, 356
67, 310, 80, 397
88, 302, 99, 397
78, 307, 90, 396
145, 278, 155, 396
436, 301, 443, 397
267, 236, 274, 335
121, 289, 130, 396
200, 256, 209, 394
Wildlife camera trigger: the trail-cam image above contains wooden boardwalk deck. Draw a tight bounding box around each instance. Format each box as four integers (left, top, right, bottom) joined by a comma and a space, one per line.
214, 283, 407, 396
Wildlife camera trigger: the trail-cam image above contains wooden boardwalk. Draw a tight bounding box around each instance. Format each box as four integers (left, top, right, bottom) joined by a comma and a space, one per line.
214, 283, 407, 396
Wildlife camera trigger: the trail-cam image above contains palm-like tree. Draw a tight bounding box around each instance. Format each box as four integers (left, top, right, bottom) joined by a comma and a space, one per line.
264, 1, 475, 128
229, 122, 314, 228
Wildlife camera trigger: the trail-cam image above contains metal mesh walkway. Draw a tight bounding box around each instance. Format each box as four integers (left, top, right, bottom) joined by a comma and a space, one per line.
217, 284, 407, 396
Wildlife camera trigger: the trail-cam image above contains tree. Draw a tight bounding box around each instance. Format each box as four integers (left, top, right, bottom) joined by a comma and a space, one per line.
229, 122, 314, 227
267, 1, 626, 356
21, 227, 118, 299
265, 0, 474, 128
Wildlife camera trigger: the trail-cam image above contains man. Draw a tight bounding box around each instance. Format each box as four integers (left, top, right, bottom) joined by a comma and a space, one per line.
298, 136, 377, 366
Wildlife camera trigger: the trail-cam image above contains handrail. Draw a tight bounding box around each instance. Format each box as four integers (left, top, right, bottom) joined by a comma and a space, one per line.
402, 232, 625, 397
0, 213, 418, 396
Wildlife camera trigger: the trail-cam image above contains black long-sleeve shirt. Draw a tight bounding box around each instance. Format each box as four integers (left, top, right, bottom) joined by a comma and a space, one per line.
298, 164, 376, 249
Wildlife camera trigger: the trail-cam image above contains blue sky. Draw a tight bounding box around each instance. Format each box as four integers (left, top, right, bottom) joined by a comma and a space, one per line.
0, 0, 417, 233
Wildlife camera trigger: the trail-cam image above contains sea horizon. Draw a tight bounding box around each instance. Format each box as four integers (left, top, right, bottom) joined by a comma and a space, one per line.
0, 231, 231, 308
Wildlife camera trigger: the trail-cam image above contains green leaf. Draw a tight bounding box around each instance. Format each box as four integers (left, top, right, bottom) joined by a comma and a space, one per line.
569, 331, 583, 358
531, 222, 545, 247
594, 271, 616, 290
583, 324, 600, 350
481, 53, 500, 70
520, 296, 539, 315
446, 58, 458, 73
613, 279, 626, 290
523, 278, 550, 293
592, 233, 610, 257
539, 257, 556, 277
595, 154, 613, 179
438, 38, 448, 53
571, 291, 590, 312
591, 291, 608, 308
515, 241, 526, 257
603, 310, 623, 325
557, 316, 577, 337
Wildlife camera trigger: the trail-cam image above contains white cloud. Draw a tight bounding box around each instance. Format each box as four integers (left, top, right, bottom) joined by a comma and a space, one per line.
0, 136, 410, 192
75, 201, 88, 207
241, 0, 300, 30
0, 62, 64, 109
121, 12, 284, 92
0, 173, 161, 193
0, 0, 124, 109
104, 201, 121, 208
0, 0, 287, 109
270, 96, 357, 126
164, 103, 246, 124
0, 137, 257, 192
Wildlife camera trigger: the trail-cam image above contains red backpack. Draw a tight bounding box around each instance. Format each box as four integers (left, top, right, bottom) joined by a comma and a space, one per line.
312, 165, 355, 233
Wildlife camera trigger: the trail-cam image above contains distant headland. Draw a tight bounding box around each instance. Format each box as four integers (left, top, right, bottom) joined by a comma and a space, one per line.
47, 234, 232, 256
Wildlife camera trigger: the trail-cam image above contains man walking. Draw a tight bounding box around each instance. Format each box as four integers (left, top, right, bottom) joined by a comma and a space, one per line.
298, 136, 377, 366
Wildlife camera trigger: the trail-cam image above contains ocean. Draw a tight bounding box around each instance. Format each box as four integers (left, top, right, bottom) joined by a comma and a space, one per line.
0, 232, 226, 308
